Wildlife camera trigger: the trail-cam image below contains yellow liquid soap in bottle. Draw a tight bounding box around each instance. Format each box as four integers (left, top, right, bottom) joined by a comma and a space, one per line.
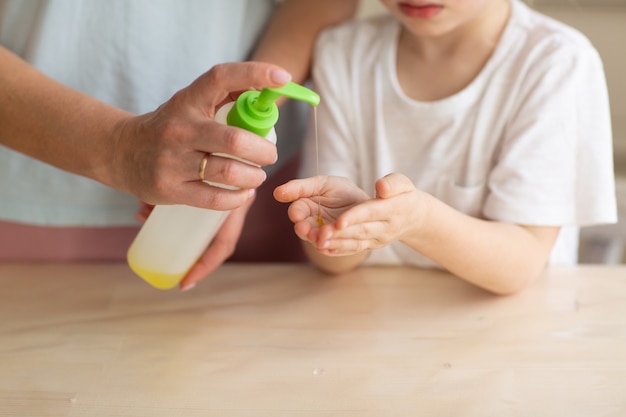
127, 82, 320, 289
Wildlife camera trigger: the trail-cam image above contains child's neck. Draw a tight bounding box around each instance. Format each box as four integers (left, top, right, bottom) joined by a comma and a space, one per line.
396, 0, 511, 102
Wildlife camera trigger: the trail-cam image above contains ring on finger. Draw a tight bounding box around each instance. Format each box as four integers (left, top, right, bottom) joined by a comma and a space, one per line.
198, 153, 210, 182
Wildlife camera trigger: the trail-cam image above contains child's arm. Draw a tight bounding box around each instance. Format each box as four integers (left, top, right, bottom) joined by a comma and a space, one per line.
275, 173, 560, 295
381, 175, 559, 295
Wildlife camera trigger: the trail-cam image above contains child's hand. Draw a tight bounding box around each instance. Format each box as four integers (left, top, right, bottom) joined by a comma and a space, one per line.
273, 175, 370, 245
275, 173, 425, 257
316, 173, 424, 256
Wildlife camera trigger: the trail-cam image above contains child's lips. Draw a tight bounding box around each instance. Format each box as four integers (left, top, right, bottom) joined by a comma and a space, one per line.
398, 2, 443, 19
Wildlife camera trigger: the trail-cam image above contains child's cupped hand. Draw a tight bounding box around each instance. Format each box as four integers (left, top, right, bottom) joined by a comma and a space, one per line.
274, 175, 369, 245
274, 173, 424, 256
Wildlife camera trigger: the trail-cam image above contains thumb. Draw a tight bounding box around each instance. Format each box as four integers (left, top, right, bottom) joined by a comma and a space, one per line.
189, 62, 292, 110
375, 173, 415, 199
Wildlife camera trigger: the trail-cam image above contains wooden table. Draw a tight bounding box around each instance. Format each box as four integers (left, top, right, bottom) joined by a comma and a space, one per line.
1, 263, 626, 416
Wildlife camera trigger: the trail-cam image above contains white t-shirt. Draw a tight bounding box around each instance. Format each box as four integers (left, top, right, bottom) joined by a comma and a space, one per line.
301, 0, 617, 266
0, 0, 290, 226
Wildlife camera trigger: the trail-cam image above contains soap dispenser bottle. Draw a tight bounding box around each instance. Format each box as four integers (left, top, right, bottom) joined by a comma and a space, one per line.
127, 82, 320, 290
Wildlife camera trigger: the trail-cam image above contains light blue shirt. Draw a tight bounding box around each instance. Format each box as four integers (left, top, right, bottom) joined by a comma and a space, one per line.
0, 0, 276, 225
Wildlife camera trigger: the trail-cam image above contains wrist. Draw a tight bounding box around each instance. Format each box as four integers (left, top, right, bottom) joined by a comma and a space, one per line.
92, 110, 137, 194
400, 190, 441, 249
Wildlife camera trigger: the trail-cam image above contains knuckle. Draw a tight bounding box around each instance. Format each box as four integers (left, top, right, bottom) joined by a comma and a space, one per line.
141, 151, 177, 202
168, 89, 187, 106
200, 187, 242, 211
207, 64, 227, 85
223, 125, 245, 146
217, 158, 238, 183
155, 118, 187, 147
222, 127, 247, 154
203, 186, 226, 207
150, 166, 172, 198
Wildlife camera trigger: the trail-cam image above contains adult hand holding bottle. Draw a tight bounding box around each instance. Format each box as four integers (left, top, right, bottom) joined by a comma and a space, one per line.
121, 61, 295, 291
129, 81, 320, 291
1, 50, 292, 289
107, 61, 293, 209
1, 52, 291, 208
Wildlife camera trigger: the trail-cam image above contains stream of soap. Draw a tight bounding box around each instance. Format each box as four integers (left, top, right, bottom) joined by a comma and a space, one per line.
314, 106, 323, 227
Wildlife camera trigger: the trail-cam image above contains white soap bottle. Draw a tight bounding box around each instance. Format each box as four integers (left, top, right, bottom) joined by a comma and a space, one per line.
126, 82, 320, 289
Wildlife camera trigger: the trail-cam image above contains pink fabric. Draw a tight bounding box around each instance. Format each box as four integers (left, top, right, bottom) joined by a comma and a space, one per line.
0, 221, 139, 261
229, 154, 307, 263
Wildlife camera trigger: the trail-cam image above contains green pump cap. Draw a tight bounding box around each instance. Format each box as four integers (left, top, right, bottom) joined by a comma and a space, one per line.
227, 82, 320, 137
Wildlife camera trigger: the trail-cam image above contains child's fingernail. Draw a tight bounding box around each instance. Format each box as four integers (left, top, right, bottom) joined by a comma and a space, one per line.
271, 69, 292, 84
181, 282, 196, 292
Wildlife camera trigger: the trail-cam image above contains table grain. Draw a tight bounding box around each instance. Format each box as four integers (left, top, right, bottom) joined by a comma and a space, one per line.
1, 263, 626, 416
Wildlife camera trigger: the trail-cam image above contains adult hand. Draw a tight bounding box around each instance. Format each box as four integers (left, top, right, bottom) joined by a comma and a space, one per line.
177, 194, 255, 291
110, 62, 292, 209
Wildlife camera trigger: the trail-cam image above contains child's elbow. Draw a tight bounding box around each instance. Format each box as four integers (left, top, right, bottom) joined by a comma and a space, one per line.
488, 280, 531, 296
484, 268, 544, 296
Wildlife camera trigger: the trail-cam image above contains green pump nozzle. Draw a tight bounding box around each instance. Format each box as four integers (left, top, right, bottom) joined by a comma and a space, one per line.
254, 82, 320, 111
227, 82, 320, 137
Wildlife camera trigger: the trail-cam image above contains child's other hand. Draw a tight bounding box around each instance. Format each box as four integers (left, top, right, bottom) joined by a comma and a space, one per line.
273, 175, 369, 245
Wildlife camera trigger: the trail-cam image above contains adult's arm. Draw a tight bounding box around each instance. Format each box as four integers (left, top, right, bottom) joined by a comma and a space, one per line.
0, 47, 288, 209
251, 0, 359, 83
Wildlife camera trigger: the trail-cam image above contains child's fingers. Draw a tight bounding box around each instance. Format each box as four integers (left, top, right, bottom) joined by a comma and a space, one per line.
294, 221, 312, 242
316, 218, 386, 254
273, 177, 323, 202
287, 200, 314, 223
273, 180, 305, 203
319, 236, 375, 256
294, 220, 326, 244
329, 220, 387, 243
335, 198, 391, 230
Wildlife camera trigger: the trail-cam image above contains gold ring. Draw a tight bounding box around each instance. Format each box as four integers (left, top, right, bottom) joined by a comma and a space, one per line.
198, 153, 209, 182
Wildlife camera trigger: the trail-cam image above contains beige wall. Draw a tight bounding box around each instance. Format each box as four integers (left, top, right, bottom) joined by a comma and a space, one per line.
357, 0, 626, 175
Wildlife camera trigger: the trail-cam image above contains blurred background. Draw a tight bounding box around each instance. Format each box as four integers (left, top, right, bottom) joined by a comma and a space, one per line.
356, 0, 626, 263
